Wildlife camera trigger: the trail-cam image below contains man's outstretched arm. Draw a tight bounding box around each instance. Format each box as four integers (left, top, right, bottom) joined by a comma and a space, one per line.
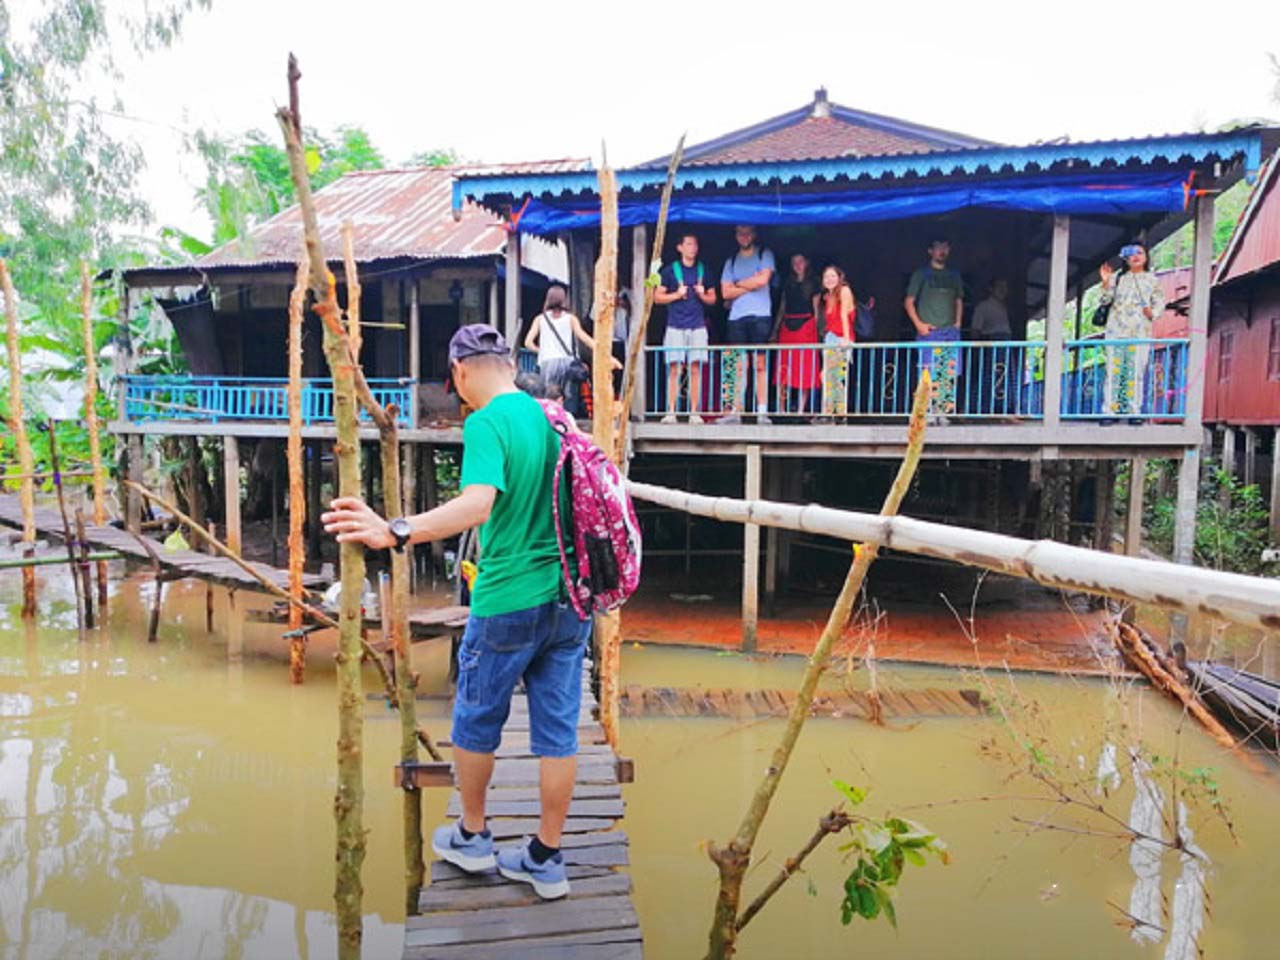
321, 484, 497, 549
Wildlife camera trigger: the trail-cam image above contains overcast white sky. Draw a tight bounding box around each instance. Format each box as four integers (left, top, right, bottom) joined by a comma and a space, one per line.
84, 0, 1280, 237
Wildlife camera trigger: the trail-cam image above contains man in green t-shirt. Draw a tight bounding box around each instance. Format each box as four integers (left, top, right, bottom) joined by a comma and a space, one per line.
321, 323, 588, 901
904, 238, 965, 421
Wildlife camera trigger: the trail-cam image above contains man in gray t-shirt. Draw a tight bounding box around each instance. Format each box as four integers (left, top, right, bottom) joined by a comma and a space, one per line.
719, 225, 776, 424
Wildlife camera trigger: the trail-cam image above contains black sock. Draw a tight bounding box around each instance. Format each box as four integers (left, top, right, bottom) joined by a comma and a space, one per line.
528, 836, 558, 864
459, 823, 489, 840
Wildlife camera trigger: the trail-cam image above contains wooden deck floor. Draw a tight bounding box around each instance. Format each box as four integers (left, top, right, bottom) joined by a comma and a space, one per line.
0, 493, 325, 594
405, 666, 641, 959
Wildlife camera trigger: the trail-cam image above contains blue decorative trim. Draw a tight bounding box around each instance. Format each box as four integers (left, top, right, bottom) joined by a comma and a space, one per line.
454, 129, 1270, 217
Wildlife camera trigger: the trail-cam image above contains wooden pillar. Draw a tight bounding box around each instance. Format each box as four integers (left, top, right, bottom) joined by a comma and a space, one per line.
408, 279, 421, 429
742, 445, 762, 652
402, 441, 416, 593
1173, 446, 1200, 565
1243, 426, 1258, 487
1125, 456, 1146, 557
1270, 426, 1280, 539
629, 225, 649, 421
224, 435, 242, 556
126, 435, 144, 533
1184, 192, 1215, 430
488, 280, 499, 328
306, 439, 322, 559
763, 458, 780, 616
1221, 426, 1236, 479
422, 445, 444, 578
1092, 460, 1116, 552
504, 232, 522, 349
1042, 214, 1070, 429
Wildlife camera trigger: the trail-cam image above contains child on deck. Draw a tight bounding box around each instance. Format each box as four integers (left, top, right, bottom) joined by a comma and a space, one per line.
321, 323, 589, 900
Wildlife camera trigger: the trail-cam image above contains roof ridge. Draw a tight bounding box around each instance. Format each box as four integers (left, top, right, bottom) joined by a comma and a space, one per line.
342, 157, 592, 177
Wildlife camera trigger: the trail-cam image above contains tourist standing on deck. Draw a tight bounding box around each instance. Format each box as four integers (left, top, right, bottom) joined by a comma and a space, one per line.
321, 324, 588, 901
525, 284, 618, 418
655, 232, 716, 423
905, 238, 964, 422
1099, 242, 1165, 423
720, 224, 776, 424
819, 264, 856, 420
771, 252, 820, 418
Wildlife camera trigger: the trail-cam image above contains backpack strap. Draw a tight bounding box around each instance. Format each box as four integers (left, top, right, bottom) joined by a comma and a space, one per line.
672, 261, 683, 285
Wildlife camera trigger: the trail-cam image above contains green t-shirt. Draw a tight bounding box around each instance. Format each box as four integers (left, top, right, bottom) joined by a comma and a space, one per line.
907, 266, 964, 329
459, 391, 564, 617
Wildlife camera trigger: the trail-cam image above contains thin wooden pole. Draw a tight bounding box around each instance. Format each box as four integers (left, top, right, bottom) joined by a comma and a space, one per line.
74, 508, 94, 628
46, 423, 87, 641
1125, 457, 1146, 557
287, 259, 308, 684
741, 445, 762, 652
616, 136, 684, 464
1042, 215, 1069, 429
1, 260, 37, 617
224, 436, 242, 556
591, 162, 623, 747
80, 262, 108, 607
704, 372, 931, 960
342, 222, 362, 362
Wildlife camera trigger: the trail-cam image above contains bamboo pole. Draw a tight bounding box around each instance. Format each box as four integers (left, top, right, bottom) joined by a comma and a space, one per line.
276, 63, 365, 960
341, 222, 362, 361
287, 258, 308, 683
626, 482, 1280, 637
615, 136, 684, 465
1, 259, 37, 617
704, 373, 930, 960
45, 423, 87, 641
590, 163, 624, 747
341, 226, 425, 914
80, 262, 108, 607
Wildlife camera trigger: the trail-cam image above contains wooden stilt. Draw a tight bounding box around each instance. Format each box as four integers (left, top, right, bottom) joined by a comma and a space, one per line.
1125, 456, 1146, 557
206, 521, 216, 633
224, 436, 242, 556
763, 460, 779, 617
1222, 425, 1236, 479
422, 445, 444, 581
307, 439, 323, 559
287, 259, 308, 683
2, 260, 37, 618
1243, 426, 1258, 487
126, 434, 144, 533
408, 280, 420, 430
80, 262, 108, 608
742, 444, 762, 652
401, 442, 416, 594
504, 227, 522, 349
74, 508, 94, 628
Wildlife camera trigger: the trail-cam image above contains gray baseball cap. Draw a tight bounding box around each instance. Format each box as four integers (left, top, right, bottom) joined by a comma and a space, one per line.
448, 323, 509, 362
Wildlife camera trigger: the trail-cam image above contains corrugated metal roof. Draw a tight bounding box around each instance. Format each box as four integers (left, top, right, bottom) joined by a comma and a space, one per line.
195, 158, 589, 269
457, 128, 1273, 216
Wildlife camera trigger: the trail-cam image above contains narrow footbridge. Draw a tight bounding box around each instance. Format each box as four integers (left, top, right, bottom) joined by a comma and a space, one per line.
402, 661, 641, 959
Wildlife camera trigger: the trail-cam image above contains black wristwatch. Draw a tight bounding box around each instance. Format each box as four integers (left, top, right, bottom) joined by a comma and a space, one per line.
388, 517, 412, 553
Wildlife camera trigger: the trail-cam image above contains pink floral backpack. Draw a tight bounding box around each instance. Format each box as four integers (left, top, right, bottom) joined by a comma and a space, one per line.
538, 399, 642, 618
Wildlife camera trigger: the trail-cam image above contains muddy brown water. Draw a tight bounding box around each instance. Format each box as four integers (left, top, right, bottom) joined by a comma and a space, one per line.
2, 566, 1278, 959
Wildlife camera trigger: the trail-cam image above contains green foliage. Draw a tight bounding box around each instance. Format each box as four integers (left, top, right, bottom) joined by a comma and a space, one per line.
1149, 179, 1253, 272
1145, 463, 1280, 576
433, 448, 461, 501
830, 782, 948, 930
406, 147, 463, 168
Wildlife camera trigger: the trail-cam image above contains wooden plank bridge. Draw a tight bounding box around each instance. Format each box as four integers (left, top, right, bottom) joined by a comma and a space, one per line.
0, 493, 325, 594
403, 662, 641, 959
619, 684, 987, 721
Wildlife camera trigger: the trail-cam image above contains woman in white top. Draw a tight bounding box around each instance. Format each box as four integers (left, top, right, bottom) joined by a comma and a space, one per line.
524, 284, 618, 417
1098, 242, 1166, 422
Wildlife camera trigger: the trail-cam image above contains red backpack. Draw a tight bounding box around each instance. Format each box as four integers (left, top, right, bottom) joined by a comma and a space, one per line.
538, 399, 642, 618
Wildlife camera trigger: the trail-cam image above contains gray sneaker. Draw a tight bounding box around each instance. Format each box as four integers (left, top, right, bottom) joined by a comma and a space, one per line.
497, 839, 570, 900
431, 821, 495, 873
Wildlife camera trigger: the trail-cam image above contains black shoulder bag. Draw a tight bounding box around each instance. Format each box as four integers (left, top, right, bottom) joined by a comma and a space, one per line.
544, 313, 591, 381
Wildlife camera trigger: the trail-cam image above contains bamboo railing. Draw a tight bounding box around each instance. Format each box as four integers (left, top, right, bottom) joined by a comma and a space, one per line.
625, 483, 1280, 634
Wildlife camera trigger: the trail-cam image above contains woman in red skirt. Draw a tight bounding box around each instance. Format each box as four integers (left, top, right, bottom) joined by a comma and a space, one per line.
772, 253, 820, 417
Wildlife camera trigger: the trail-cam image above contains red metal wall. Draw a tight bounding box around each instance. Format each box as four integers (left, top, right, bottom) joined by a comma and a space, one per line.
1203, 287, 1280, 425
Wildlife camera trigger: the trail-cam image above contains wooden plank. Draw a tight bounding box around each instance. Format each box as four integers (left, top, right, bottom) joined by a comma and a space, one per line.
415, 872, 632, 913
483, 783, 621, 802
447, 797, 624, 819
427, 862, 616, 889
404, 894, 638, 948
406, 930, 642, 960
488, 761, 617, 786
484, 817, 619, 840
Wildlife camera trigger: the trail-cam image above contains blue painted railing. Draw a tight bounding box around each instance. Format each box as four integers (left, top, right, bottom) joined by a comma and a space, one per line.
122, 376, 415, 427
639, 339, 1189, 422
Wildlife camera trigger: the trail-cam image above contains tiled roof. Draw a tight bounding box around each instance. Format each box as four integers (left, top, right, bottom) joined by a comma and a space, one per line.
194, 158, 590, 269
688, 115, 943, 164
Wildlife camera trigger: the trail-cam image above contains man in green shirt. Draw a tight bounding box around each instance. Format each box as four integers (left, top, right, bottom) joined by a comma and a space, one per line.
321, 323, 587, 900
905, 238, 965, 421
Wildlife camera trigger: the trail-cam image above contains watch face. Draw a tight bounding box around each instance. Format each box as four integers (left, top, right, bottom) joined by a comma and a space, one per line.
389, 517, 411, 546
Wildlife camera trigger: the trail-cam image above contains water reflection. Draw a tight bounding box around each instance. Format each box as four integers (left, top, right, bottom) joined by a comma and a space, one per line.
0, 568, 408, 960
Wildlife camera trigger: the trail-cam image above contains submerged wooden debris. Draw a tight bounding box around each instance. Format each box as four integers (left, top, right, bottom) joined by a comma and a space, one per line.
619, 684, 986, 721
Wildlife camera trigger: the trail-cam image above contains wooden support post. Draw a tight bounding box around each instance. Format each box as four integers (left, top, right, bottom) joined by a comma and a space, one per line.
763, 460, 780, 617
504, 230, 521, 349
287, 260, 307, 683
307, 439, 322, 559
126, 435, 144, 534
488, 279, 499, 328
80, 262, 108, 607
1272, 426, 1280, 540
629, 224, 649, 421
401, 442, 416, 594
1243, 426, 1258, 487
408, 280, 421, 429
1221, 426, 1236, 479
1042, 214, 1070, 430
224, 436, 242, 556
422, 445, 444, 580
1, 259, 37, 617
742, 445, 762, 652
1173, 446, 1200, 565
206, 521, 216, 633
1126, 456, 1146, 557
1185, 192, 1215, 430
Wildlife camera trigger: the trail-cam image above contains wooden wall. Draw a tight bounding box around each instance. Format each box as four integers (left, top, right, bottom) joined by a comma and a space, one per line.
1204, 286, 1280, 426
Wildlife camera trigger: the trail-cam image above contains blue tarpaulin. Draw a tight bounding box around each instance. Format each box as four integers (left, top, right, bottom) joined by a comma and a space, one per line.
510, 170, 1191, 235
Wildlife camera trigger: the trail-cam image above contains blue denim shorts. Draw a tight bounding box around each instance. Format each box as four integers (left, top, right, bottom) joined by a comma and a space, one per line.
726, 315, 772, 344
452, 599, 591, 758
